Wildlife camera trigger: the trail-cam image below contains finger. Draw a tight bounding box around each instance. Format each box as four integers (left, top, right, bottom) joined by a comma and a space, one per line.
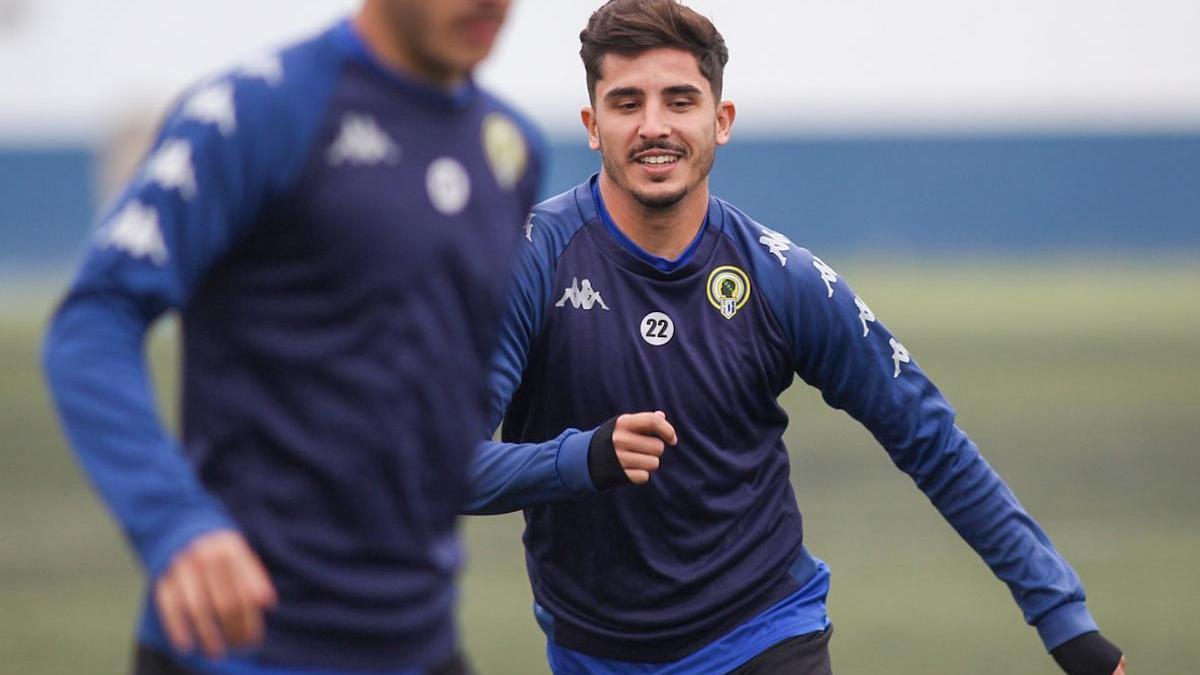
242, 549, 278, 609
154, 572, 194, 653
613, 429, 667, 457
1114, 656, 1127, 675
624, 469, 650, 484
621, 412, 677, 445
616, 449, 661, 472
199, 545, 251, 649
175, 556, 226, 659
228, 545, 277, 646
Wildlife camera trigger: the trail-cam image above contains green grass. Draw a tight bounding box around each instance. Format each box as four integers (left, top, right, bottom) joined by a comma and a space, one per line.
4, 256, 1198, 674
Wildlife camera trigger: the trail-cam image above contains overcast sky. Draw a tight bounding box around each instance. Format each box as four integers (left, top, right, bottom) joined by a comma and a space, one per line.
2, 0, 1199, 141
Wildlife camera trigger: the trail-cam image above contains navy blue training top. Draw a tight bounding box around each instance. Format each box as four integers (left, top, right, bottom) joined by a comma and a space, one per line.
468, 177, 1099, 663
42, 20, 543, 672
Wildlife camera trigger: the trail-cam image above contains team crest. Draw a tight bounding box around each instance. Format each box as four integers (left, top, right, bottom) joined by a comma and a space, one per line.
706, 265, 751, 319
481, 113, 528, 190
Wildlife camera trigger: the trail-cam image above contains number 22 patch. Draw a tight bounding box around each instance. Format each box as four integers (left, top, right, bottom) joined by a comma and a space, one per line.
639, 311, 675, 346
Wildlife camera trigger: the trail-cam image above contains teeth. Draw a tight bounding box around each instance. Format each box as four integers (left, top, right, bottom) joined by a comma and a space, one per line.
639, 155, 677, 165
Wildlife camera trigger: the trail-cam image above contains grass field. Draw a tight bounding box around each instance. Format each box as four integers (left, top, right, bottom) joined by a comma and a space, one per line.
3, 256, 1198, 674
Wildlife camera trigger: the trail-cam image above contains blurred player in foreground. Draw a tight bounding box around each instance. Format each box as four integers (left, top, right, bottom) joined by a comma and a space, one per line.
42, 0, 541, 673
465, 0, 1125, 673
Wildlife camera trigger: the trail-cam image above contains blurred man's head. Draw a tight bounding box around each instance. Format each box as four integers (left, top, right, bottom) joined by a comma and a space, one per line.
359, 0, 512, 87
579, 0, 734, 211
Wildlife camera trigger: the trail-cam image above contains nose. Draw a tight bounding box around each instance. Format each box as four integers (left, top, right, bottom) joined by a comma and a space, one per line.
638, 101, 671, 139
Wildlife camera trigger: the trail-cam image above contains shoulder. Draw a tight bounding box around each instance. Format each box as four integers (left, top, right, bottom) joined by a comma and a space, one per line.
159, 24, 346, 165
712, 197, 831, 297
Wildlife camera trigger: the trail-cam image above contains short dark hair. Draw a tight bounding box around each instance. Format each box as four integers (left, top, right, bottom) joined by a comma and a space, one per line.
580, 0, 729, 103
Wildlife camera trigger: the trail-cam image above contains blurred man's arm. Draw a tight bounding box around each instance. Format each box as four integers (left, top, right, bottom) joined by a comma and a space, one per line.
42, 71, 295, 657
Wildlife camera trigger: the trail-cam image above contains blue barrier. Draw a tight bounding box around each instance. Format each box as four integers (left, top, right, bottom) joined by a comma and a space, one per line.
3, 133, 1197, 265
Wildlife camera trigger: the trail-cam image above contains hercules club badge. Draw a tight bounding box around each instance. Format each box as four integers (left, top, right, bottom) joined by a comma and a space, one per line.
481, 113, 528, 190
707, 265, 750, 319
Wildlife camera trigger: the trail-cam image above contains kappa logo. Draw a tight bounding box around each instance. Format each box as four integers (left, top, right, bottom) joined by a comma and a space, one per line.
236, 52, 284, 86
183, 82, 237, 136
556, 278, 610, 311
328, 114, 400, 167
144, 139, 197, 200
758, 227, 793, 267
890, 338, 912, 378
96, 201, 168, 265
812, 256, 839, 298
707, 265, 751, 319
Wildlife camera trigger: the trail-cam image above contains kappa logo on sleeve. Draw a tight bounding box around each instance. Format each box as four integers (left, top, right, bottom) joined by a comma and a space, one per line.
758, 227, 793, 267
144, 139, 197, 200
556, 278, 610, 311
96, 202, 168, 265
236, 52, 284, 86
854, 296, 876, 337
183, 82, 237, 136
812, 256, 839, 298
890, 338, 911, 378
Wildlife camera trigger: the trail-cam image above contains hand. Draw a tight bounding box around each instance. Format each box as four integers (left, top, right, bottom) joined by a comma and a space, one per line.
612, 410, 678, 484
1114, 655, 1127, 675
154, 529, 278, 659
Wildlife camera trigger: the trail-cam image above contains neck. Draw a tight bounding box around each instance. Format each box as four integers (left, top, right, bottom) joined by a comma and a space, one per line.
353, 5, 463, 89
598, 172, 709, 260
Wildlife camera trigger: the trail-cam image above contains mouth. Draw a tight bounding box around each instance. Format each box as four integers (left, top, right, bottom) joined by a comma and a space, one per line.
635, 153, 680, 167
458, 14, 504, 47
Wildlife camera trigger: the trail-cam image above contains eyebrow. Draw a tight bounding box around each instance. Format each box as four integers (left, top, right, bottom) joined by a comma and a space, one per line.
603, 84, 705, 102
662, 84, 703, 97
603, 86, 643, 102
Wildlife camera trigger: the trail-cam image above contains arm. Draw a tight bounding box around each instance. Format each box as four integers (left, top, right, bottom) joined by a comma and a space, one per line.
760, 243, 1120, 672
43, 73, 294, 656
464, 214, 675, 514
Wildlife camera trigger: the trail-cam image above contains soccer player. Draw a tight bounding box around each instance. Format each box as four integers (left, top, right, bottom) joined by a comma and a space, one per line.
465, 1, 1125, 673
42, 1, 541, 673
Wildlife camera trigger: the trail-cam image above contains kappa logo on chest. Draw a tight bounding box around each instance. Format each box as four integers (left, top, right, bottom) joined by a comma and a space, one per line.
556, 277, 610, 311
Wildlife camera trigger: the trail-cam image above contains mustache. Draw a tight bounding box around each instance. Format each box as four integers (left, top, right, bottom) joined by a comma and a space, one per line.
629, 140, 687, 161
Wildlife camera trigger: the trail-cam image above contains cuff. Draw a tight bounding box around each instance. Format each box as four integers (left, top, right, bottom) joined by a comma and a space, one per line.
586, 416, 630, 490
556, 428, 597, 493
140, 509, 237, 580
1036, 601, 1100, 651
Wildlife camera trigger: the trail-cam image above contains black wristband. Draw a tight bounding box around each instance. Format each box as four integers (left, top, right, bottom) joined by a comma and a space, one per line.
587, 416, 629, 490
1051, 631, 1122, 675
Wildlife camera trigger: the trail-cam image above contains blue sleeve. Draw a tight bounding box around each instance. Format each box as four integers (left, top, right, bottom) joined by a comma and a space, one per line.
753, 232, 1097, 651
42, 62, 323, 579
464, 212, 597, 515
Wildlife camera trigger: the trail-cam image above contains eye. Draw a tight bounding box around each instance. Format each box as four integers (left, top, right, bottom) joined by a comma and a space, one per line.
616, 100, 640, 112
670, 98, 695, 111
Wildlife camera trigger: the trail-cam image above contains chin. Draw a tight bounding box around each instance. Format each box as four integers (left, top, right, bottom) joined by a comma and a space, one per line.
631, 187, 688, 210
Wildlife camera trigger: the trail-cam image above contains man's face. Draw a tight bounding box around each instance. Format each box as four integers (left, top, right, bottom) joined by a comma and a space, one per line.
383, 0, 511, 83
583, 48, 734, 210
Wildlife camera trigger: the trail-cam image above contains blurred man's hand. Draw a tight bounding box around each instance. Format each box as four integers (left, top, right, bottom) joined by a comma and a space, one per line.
154, 530, 277, 659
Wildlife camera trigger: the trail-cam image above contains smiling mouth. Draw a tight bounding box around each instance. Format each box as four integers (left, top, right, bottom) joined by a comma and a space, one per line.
637, 154, 679, 166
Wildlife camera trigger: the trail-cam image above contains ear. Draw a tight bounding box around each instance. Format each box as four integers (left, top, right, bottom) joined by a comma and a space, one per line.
715, 100, 736, 146
581, 105, 601, 151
